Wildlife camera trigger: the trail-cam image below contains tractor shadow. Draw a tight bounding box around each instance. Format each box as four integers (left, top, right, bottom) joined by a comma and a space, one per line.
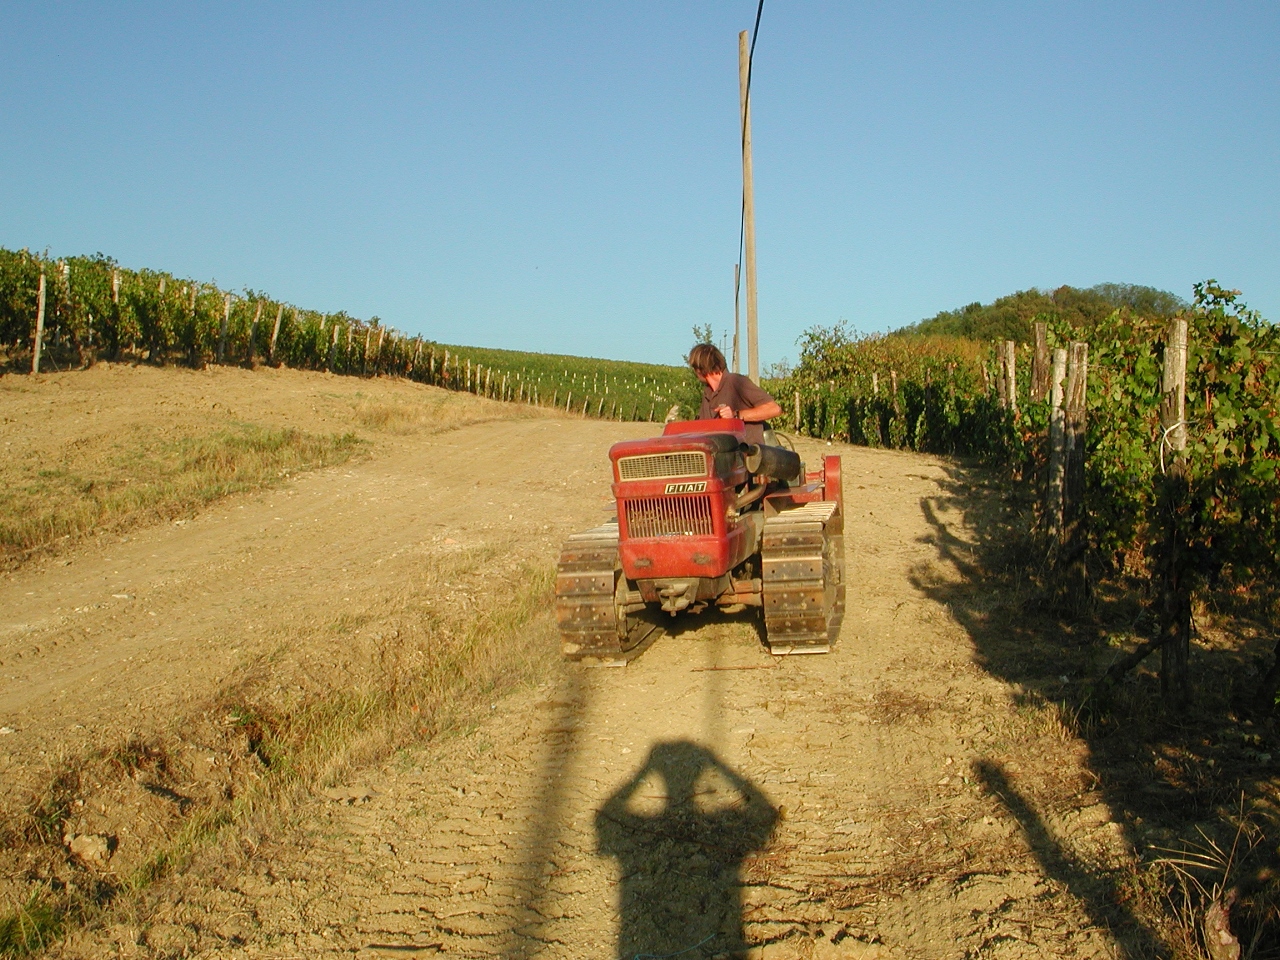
912, 460, 1280, 954
596, 740, 777, 960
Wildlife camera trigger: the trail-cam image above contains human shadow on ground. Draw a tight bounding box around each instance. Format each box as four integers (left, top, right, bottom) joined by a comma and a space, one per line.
913, 462, 1280, 953
596, 741, 777, 960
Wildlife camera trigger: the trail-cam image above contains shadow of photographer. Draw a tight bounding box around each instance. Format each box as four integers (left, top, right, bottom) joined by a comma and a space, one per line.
597, 740, 777, 960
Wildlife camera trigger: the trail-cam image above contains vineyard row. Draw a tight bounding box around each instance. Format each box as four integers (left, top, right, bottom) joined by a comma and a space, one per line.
776, 285, 1279, 700
0, 248, 696, 421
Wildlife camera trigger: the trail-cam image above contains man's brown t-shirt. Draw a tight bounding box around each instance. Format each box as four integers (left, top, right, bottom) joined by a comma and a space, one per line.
698, 372, 775, 444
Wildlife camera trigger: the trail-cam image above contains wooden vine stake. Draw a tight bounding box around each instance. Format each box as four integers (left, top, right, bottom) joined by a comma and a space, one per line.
217, 293, 231, 363
1046, 347, 1068, 543
998, 341, 1018, 415
327, 323, 341, 372
188, 285, 199, 367
268, 304, 284, 365
248, 301, 263, 365
1058, 342, 1089, 610
1031, 322, 1050, 402
1158, 317, 1191, 706
31, 272, 47, 374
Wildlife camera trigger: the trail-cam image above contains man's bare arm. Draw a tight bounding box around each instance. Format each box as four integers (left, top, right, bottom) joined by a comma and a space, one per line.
715, 400, 782, 422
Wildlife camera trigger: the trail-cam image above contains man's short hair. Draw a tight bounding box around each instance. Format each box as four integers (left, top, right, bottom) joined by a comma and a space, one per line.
688, 343, 727, 375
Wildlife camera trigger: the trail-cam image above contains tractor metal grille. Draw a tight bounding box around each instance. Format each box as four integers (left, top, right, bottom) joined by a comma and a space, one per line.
617, 452, 707, 481
624, 495, 715, 538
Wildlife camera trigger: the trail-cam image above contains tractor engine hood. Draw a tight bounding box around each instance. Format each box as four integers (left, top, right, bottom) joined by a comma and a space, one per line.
608, 420, 747, 465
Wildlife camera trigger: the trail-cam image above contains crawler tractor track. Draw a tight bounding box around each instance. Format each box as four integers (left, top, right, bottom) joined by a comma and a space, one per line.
762, 501, 845, 655
555, 523, 660, 666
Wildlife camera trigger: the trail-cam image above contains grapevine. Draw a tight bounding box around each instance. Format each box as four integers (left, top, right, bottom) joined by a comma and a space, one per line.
0, 247, 694, 424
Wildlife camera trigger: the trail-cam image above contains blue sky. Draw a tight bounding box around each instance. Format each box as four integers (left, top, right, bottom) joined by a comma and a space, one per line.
2, 2, 1276, 367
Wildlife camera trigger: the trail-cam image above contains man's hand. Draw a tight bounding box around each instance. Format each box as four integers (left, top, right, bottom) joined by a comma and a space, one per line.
714, 404, 736, 419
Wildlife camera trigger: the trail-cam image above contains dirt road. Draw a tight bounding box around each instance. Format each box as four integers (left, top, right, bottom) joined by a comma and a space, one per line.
2, 369, 1143, 958
0, 365, 622, 789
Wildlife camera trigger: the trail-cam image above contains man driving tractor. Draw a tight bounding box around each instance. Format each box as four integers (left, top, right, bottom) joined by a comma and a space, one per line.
687, 343, 782, 445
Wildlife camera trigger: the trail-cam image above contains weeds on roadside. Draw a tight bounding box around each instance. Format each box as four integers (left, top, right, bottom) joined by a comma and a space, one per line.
350, 389, 550, 436
0, 545, 559, 955
0, 424, 360, 566
0, 892, 63, 958
1149, 808, 1280, 960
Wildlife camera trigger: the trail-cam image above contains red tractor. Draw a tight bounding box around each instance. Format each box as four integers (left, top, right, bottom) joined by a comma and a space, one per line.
556, 419, 844, 664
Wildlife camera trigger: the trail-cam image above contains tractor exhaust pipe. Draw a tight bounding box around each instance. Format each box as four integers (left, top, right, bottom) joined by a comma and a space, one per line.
743, 443, 802, 483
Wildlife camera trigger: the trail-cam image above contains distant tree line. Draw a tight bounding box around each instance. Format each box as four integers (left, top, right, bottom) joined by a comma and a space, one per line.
897, 283, 1187, 343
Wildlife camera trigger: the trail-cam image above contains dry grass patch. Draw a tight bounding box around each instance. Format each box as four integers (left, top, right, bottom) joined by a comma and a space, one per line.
0, 363, 558, 569
225, 543, 558, 790
0, 424, 360, 566
350, 388, 555, 435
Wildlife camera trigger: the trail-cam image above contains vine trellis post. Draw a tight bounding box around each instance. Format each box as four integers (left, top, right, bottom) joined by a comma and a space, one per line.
1031, 322, 1050, 402
268, 305, 283, 365
248, 301, 263, 365
1158, 317, 1191, 706
31, 272, 46, 374
997, 340, 1018, 415
1046, 347, 1068, 543
217, 293, 231, 363
1058, 342, 1089, 609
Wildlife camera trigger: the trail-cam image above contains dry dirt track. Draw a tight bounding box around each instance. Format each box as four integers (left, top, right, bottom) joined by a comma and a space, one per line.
2, 369, 1144, 959
1, 412, 628, 801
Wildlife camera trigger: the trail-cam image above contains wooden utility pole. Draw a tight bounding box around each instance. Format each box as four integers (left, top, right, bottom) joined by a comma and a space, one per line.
739, 30, 759, 381
732, 263, 741, 374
